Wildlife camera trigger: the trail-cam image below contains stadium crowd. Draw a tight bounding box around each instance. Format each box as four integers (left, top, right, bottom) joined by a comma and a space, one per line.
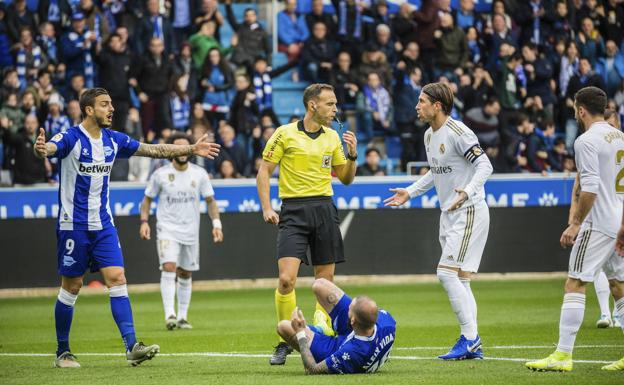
0, 0, 623, 185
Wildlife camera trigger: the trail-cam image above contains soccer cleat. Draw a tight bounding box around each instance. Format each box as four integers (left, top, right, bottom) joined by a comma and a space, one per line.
602, 357, 624, 370
613, 313, 621, 328
525, 351, 573, 372
438, 335, 481, 360
596, 314, 613, 328
166, 315, 177, 330
313, 309, 335, 336
269, 342, 293, 365
177, 319, 193, 329
126, 342, 160, 366
467, 347, 484, 360
54, 351, 81, 368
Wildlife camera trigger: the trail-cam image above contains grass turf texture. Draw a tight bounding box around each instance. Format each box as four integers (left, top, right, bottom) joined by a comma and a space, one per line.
0, 279, 622, 384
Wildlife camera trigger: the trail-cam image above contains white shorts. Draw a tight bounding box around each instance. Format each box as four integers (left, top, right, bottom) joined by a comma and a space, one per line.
438, 200, 490, 273
157, 239, 200, 272
568, 224, 624, 282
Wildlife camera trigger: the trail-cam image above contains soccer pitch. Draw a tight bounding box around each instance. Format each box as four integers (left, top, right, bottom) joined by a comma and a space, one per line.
0, 278, 622, 385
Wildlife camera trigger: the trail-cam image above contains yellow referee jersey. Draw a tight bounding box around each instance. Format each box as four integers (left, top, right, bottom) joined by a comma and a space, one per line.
262, 120, 347, 198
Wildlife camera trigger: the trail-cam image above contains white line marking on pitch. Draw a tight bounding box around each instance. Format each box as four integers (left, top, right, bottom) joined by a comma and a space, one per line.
0, 352, 614, 364
397, 345, 622, 350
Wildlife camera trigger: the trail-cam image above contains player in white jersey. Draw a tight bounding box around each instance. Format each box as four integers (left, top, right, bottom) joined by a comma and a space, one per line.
139, 133, 224, 330
526, 86, 624, 372
384, 82, 493, 360
34, 88, 220, 368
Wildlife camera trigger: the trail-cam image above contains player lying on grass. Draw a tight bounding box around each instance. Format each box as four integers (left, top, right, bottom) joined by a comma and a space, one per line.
276, 278, 396, 374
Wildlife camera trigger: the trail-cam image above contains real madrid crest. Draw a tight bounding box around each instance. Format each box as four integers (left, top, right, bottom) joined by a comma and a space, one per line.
439, 143, 445, 154
168, 173, 175, 182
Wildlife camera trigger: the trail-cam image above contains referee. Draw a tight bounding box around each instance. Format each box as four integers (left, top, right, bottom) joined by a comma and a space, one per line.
256, 83, 358, 366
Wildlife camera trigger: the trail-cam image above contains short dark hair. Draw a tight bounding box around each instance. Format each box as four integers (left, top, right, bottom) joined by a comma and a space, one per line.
421, 82, 454, 115
574, 86, 607, 116
302, 83, 334, 111
166, 132, 193, 145
365, 147, 381, 157
79, 88, 109, 116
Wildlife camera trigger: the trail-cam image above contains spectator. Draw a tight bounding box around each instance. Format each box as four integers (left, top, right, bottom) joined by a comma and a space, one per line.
603, 0, 624, 46
331, 51, 358, 110
193, 0, 224, 43
356, 147, 385, 176
80, 0, 110, 43
391, 3, 417, 48
374, 24, 396, 66
516, 0, 550, 47
458, 64, 495, 111
37, 0, 72, 33
3, 113, 47, 185
139, 0, 174, 55
169, 0, 193, 53
60, 12, 98, 88
393, 66, 424, 169
522, 43, 556, 120
484, 13, 517, 71
550, 0, 574, 43
356, 43, 392, 90
301, 22, 336, 83
465, 26, 483, 68
433, 13, 468, 78
21, 89, 39, 117
13, 27, 46, 90
217, 123, 248, 176
576, 17, 605, 67
516, 114, 549, 175
550, 137, 568, 172
173, 42, 199, 101
200, 47, 234, 126
37, 22, 58, 65
0, 68, 21, 103
305, 0, 336, 39
464, 96, 501, 150
495, 51, 524, 138
0, 92, 25, 134
277, 0, 309, 63
412, 0, 442, 79
63, 73, 86, 103
43, 92, 69, 137
169, 74, 191, 132
564, 57, 606, 149
0, 4, 13, 69
559, 40, 580, 98
453, 0, 483, 31
356, 72, 392, 140
188, 20, 223, 71
217, 158, 240, 179
6, 0, 37, 44
190, 102, 212, 130
32, 69, 56, 107
229, 73, 259, 140
363, 0, 390, 41
130, 37, 173, 139
66, 99, 81, 126
251, 56, 295, 125
224, 0, 270, 72
595, 40, 624, 97
331, 0, 366, 61
397, 42, 424, 76
97, 33, 131, 131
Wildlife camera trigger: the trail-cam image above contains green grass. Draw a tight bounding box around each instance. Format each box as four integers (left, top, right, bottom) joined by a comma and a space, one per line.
0, 279, 623, 384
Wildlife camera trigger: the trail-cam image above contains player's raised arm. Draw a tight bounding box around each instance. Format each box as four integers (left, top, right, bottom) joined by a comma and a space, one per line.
291, 308, 330, 375
33, 128, 58, 158
134, 133, 220, 159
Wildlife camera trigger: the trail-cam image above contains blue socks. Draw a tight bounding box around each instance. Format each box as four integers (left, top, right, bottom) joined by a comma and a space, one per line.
109, 284, 137, 351
55, 288, 77, 357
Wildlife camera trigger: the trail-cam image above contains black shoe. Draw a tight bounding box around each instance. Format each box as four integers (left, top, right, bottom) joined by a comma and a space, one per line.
270, 342, 293, 365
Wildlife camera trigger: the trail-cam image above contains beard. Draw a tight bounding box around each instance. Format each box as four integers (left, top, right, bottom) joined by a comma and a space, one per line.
174, 156, 189, 165
576, 114, 586, 133
95, 115, 111, 128
313, 111, 331, 126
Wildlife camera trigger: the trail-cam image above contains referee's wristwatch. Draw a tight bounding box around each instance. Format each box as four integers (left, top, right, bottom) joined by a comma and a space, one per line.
347, 152, 358, 161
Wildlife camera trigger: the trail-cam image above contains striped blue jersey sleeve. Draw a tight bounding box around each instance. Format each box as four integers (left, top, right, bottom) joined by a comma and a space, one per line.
49, 130, 79, 159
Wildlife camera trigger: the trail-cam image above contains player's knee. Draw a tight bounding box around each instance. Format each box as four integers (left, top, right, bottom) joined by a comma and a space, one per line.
63, 280, 82, 295
608, 279, 624, 299
312, 278, 331, 296
564, 277, 586, 293
105, 272, 127, 288
162, 262, 176, 273
276, 320, 292, 338
436, 267, 457, 282
278, 274, 296, 293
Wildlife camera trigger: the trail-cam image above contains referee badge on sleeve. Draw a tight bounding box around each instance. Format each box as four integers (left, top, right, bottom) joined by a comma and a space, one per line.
322, 155, 332, 168
464, 144, 484, 163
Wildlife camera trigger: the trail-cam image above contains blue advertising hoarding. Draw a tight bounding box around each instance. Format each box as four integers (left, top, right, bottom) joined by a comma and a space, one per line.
0, 174, 574, 220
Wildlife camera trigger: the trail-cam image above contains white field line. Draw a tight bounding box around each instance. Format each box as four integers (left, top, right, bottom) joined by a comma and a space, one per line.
397, 344, 623, 350
0, 351, 615, 364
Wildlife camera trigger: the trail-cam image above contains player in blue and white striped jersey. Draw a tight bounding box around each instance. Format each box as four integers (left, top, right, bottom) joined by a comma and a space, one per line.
34, 88, 220, 368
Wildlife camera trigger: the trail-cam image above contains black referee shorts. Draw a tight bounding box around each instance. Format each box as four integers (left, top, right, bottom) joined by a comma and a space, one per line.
276, 196, 345, 265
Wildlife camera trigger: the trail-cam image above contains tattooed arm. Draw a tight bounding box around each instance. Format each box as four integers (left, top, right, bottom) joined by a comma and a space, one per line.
291, 308, 329, 375
134, 133, 220, 159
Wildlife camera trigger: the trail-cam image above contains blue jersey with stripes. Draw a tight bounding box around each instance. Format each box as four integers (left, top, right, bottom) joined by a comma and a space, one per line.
48, 125, 140, 231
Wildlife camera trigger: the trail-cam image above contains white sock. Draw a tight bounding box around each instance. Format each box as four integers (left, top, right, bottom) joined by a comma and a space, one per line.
177, 277, 192, 321
556, 293, 586, 354
160, 271, 176, 319
594, 272, 611, 317
437, 268, 477, 340
460, 277, 478, 333
614, 297, 624, 332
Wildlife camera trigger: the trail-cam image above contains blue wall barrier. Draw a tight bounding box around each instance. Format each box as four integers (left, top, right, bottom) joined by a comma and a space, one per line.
0, 174, 574, 220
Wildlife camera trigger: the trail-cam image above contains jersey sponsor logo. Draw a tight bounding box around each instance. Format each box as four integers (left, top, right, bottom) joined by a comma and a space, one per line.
464, 144, 484, 163
168, 173, 175, 182
430, 166, 453, 174
51, 133, 64, 142
63, 255, 77, 267
439, 143, 445, 154
322, 155, 332, 168
78, 162, 113, 175
103, 146, 114, 157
